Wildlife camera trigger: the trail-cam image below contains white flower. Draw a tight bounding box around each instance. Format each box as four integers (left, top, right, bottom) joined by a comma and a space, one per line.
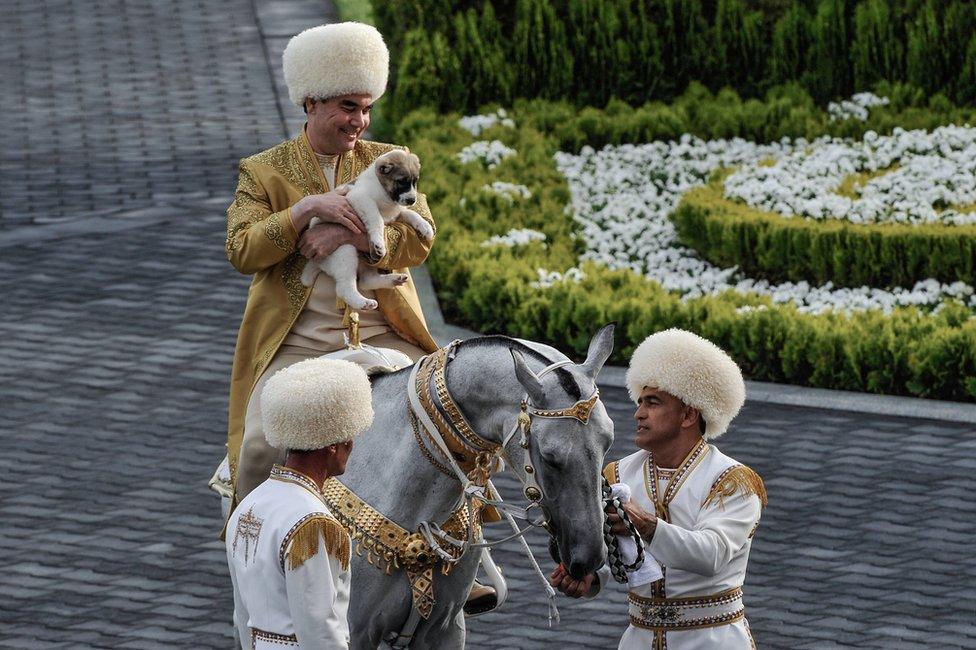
531, 267, 586, 289
481, 228, 547, 248
724, 125, 976, 226
828, 92, 890, 122
458, 109, 517, 136
458, 140, 517, 169
481, 181, 532, 202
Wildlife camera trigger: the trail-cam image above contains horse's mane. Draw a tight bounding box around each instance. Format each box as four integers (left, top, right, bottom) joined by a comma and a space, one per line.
458, 335, 582, 400
369, 336, 583, 400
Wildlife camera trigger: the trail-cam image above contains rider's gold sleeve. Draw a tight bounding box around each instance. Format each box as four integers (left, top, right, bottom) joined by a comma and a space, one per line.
368, 191, 435, 271
225, 160, 300, 274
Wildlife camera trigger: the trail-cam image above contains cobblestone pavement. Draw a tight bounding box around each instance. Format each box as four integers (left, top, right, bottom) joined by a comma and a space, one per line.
3, 1, 976, 648
0, 0, 292, 229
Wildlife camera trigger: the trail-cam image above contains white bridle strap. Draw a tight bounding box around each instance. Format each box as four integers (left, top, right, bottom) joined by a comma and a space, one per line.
407, 358, 476, 493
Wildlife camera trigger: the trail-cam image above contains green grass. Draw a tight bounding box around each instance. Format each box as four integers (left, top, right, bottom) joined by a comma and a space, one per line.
332, 0, 374, 25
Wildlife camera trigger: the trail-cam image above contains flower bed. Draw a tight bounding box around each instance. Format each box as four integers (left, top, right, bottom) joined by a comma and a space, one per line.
397, 107, 976, 401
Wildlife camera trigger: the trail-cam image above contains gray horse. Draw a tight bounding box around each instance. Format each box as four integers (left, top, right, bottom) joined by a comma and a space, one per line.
343, 325, 616, 648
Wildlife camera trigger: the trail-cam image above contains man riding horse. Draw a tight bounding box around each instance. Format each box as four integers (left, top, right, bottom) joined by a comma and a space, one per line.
220, 21, 495, 614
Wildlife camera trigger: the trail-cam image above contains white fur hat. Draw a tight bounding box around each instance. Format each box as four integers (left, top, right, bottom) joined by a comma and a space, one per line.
625, 329, 745, 439
261, 358, 374, 450
282, 22, 389, 107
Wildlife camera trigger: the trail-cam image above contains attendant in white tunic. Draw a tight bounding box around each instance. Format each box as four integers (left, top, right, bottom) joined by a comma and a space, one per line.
226, 358, 373, 649
551, 329, 767, 649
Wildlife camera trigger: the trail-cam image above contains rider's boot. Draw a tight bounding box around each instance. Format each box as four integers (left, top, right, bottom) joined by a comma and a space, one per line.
464, 581, 498, 617
464, 549, 507, 617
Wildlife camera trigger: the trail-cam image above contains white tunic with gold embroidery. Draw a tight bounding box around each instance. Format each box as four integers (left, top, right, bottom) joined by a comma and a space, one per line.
226, 466, 351, 649
600, 441, 766, 650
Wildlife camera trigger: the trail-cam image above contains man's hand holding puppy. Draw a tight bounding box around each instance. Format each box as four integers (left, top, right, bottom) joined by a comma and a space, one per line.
292, 192, 371, 262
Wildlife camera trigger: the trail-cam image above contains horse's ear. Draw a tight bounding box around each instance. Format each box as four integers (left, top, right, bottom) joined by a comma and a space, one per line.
510, 349, 546, 403
579, 323, 615, 381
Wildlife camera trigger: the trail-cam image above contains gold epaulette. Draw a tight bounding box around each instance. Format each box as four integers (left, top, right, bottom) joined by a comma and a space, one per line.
283, 514, 351, 571
702, 465, 768, 510
602, 461, 619, 485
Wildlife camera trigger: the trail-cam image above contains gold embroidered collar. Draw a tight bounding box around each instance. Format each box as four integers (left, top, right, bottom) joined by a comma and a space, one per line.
271, 465, 324, 499
644, 438, 709, 522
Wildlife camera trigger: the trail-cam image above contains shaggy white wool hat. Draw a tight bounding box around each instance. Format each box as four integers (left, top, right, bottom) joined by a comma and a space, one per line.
626, 329, 745, 439
282, 22, 389, 107
261, 358, 374, 451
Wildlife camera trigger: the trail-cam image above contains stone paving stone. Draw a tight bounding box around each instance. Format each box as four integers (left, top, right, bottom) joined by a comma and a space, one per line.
0, 0, 285, 229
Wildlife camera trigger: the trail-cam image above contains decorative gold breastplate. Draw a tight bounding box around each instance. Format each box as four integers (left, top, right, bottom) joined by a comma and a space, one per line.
321, 477, 483, 619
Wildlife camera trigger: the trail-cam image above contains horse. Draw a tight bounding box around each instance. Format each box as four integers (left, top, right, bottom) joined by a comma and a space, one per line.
338, 325, 616, 648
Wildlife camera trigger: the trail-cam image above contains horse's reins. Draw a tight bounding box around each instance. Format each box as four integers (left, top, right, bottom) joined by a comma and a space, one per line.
405, 340, 606, 627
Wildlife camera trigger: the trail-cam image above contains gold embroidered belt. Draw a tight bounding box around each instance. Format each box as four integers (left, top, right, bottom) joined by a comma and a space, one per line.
251, 628, 299, 648
321, 477, 481, 619
628, 587, 745, 631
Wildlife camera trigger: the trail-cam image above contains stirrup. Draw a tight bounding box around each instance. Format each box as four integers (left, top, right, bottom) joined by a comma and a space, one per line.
464, 549, 507, 617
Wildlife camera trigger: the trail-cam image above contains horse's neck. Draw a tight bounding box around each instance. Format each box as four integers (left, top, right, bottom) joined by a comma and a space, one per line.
342, 372, 469, 527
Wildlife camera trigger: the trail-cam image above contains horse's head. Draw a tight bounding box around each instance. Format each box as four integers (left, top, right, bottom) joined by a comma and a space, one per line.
508, 324, 615, 580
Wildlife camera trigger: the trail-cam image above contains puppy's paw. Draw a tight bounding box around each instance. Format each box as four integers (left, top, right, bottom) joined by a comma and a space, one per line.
360, 299, 378, 310
391, 273, 409, 286
414, 220, 435, 243
370, 239, 386, 261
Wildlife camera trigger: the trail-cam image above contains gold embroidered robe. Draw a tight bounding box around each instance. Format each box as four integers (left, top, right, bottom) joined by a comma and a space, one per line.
225, 131, 438, 492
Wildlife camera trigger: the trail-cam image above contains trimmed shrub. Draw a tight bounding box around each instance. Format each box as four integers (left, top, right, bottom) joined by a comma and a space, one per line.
509, 85, 976, 154
672, 183, 976, 288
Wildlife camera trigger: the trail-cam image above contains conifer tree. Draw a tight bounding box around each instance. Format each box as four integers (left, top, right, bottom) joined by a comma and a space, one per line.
906, 0, 941, 94
653, 0, 710, 100
958, 34, 976, 105
512, 0, 573, 100
615, 0, 663, 104
807, 0, 852, 102
770, 3, 813, 84
942, 1, 976, 103
851, 0, 905, 90
451, 5, 514, 112
711, 0, 766, 96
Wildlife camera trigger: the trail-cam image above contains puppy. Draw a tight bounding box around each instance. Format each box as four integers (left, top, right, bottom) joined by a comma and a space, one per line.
300, 150, 434, 310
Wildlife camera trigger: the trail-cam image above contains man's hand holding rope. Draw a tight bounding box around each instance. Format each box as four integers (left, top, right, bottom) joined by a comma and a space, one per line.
608, 501, 657, 542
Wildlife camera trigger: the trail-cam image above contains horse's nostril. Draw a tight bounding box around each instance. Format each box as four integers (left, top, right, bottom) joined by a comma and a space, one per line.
569, 561, 586, 580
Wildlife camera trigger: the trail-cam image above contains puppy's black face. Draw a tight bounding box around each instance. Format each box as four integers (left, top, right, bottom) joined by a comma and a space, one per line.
375, 151, 421, 206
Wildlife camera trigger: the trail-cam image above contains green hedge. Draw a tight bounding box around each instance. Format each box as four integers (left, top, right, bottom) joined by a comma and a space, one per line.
398, 107, 976, 401
503, 83, 976, 154
375, 0, 976, 119
672, 182, 976, 288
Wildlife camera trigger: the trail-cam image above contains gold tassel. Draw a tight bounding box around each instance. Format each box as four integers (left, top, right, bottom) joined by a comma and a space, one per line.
286, 516, 351, 571
702, 465, 768, 510
602, 461, 618, 485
